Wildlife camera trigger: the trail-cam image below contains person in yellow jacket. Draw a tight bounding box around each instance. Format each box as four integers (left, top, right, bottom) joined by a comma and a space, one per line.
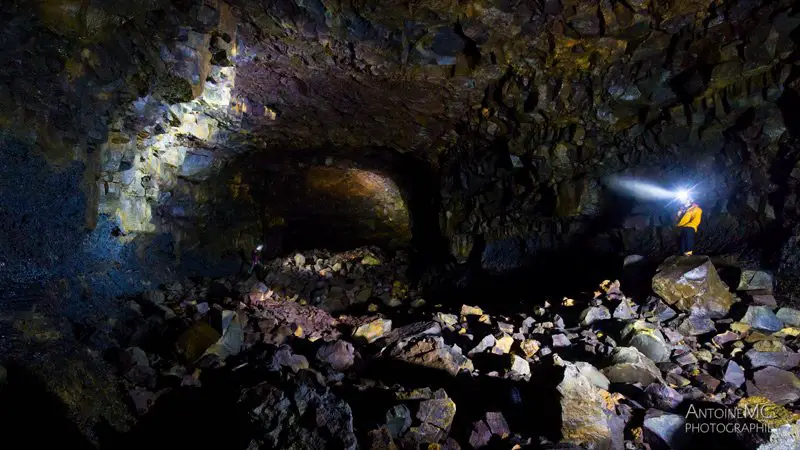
676, 197, 702, 255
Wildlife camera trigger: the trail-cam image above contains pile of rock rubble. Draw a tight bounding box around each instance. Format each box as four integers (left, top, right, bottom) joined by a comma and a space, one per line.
81, 249, 800, 449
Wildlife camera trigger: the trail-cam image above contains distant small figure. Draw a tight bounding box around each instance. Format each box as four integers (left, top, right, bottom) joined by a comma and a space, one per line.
676, 197, 702, 256
249, 244, 264, 275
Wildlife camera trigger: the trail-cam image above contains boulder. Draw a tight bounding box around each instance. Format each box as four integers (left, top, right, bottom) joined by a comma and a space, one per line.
612, 299, 637, 320
745, 350, 800, 370
557, 362, 613, 449
385, 404, 412, 438
645, 383, 683, 410
176, 322, 221, 361
580, 306, 611, 326
622, 321, 670, 363
468, 334, 496, 356
724, 361, 746, 388
677, 312, 717, 336
602, 347, 663, 385
417, 397, 457, 433
575, 362, 611, 391
509, 355, 531, 379
776, 307, 800, 327
741, 306, 784, 333
643, 409, 689, 450
390, 336, 473, 376
354, 318, 392, 343
651, 256, 734, 318
747, 366, 800, 405
737, 270, 774, 293
316, 340, 356, 371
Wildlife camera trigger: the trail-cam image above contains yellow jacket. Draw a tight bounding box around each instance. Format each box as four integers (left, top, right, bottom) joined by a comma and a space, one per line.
677, 204, 702, 231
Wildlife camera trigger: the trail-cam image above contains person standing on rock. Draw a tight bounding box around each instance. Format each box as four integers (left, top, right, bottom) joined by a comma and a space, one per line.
676, 196, 702, 255
248, 244, 264, 275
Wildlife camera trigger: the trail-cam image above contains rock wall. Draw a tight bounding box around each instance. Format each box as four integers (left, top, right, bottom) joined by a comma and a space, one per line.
1, 0, 800, 295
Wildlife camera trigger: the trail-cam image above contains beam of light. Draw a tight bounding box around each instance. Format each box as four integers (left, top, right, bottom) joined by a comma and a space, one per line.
606, 176, 677, 200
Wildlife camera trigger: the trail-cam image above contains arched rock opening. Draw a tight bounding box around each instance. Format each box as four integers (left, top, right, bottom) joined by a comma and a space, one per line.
156, 147, 449, 265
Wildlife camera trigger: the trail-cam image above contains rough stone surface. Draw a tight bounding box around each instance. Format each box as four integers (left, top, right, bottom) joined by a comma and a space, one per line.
652, 256, 735, 318
742, 307, 784, 333
748, 367, 800, 405
602, 347, 663, 385
557, 363, 613, 449
643, 410, 689, 450
316, 340, 356, 371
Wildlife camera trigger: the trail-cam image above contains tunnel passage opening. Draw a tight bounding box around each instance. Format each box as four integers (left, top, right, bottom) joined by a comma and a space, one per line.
264, 164, 412, 253
184, 146, 449, 269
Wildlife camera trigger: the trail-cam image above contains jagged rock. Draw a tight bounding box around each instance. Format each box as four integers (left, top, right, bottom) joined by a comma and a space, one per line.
201, 310, 245, 364
738, 270, 774, 293
498, 322, 515, 334
602, 347, 663, 385
757, 423, 800, 450
390, 336, 473, 376
385, 404, 412, 438
469, 335, 496, 356
417, 397, 457, 433
557, 362, 613, 449
435, 313, 459, 327
316, 340, 355, 371
751, 294, 778, 307
240, 378, 357, 449
485, 411, 510, 438
575, 361, 610, 391
353, 318, 392, 343
469, 419, 492, 448
552, 334, 571, 347
694, 373, 721, 393
724, 361, 746, 388
509, 355, 531, 379
461, 305, 484, 316
675, 352, 698, 366
753, 340, 788, 352
378, 321, 441, 347
623, 321, 670, 363
643, 297, 677, 322
776, 308, 800, 327
747, 366, 800, 405
176, 322, 221, 361
677, 312, 717, 336
712, 331, 740, 347
742, 306, 784, 333
651, 256, 735, 318
581, 306, 611, 326
494, 334, 514, 354
613, 300, 637, 320
271, 346, 309, 373
745, 350, 800, 370
521, 339, 541, 358
645, 383, 683, 410
643, 409, 689, 450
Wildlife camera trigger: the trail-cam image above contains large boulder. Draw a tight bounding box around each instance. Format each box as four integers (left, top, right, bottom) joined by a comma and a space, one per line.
557, 362, 614, 449
602, 347, 663, 385
651, 256, 735, 318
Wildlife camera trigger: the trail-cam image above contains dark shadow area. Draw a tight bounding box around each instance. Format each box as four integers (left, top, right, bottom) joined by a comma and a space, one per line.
0, 362, 95, 449
197, 145, 451, 272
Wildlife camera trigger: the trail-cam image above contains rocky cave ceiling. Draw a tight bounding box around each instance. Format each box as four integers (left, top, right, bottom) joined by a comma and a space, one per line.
1, 0, 800, 288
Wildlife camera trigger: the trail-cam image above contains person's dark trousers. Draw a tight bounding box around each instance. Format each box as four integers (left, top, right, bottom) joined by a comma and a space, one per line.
679, 227, 695, 254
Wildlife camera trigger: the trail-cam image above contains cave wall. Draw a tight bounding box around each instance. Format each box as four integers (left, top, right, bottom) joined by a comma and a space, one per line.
1, 0, 800, 298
